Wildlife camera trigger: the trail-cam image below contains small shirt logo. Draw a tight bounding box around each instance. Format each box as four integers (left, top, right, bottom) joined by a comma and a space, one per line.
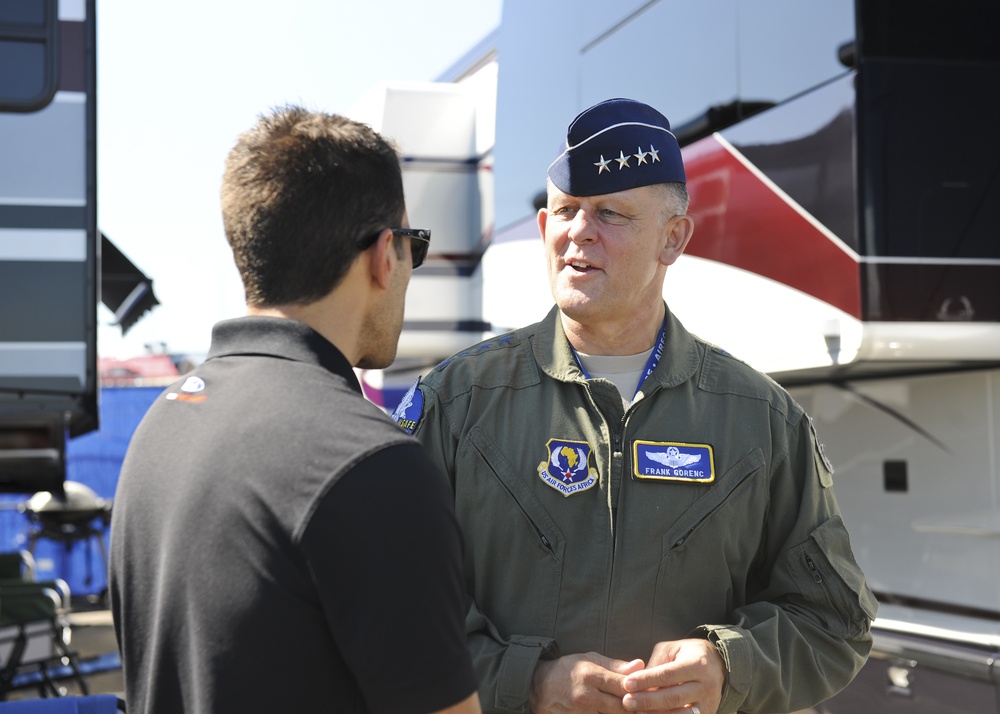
392, 378, 423, 434
633, 441, 715, 483
537, 439, 599, 497
165, 375, 207, 403
181, 376, 205, 393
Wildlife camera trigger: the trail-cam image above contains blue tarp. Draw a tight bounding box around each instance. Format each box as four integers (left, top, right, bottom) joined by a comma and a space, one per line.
0, 693, 121, 712
0, 387, 162, 596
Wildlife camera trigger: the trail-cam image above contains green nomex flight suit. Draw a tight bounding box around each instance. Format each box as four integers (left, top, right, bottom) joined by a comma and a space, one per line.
399, 305, 878, 713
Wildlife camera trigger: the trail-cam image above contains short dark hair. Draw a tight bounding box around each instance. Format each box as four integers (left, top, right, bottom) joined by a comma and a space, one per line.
221, 106, 405, 306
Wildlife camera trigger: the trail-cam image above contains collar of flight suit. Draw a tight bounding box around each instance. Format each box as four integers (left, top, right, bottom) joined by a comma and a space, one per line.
530, 303, 702, 395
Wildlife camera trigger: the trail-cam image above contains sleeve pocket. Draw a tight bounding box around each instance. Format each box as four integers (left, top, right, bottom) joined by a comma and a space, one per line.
787, 516, 879, 639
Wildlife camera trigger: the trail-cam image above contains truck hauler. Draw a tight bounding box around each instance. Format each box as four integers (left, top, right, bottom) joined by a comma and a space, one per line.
0, 0, 98, 496
354, 0, 1000, 710
0, 0, 157, 497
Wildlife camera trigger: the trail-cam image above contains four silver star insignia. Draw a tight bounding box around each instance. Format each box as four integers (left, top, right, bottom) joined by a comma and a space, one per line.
594, 145, 661, 174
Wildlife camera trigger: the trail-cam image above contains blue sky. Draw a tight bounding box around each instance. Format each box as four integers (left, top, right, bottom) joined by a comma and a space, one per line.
95, 0, 502, 358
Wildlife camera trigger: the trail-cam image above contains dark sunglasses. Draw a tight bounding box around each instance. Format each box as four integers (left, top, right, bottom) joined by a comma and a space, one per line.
356, 228, 431, 269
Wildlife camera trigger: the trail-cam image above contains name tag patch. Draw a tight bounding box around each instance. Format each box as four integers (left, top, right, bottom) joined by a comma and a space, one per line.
537, 439, 599, 497
633, 441, 715, 483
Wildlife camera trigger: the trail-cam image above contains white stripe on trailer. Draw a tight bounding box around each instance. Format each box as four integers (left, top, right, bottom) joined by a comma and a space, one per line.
52, 91, 86, 104
0, 197, 86, 207
58, 0, 86, 22
0, 93, 87, 204
0, 343, 87, 385
0, 229, 86, 261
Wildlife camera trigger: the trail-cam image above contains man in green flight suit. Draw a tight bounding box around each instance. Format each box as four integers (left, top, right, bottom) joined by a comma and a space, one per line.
394, 98, 878, 714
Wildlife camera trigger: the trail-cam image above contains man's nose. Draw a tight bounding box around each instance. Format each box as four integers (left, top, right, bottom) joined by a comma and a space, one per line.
567, 210, 597, 244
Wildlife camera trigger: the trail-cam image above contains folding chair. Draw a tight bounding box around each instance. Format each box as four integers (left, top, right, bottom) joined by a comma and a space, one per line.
0, 553, 87, 700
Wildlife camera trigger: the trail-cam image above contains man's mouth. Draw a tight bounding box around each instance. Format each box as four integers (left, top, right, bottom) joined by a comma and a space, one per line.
568, 260, 594, 272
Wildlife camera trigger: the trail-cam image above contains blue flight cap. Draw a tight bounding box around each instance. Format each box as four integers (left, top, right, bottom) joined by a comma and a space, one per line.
547, 98, 685, 197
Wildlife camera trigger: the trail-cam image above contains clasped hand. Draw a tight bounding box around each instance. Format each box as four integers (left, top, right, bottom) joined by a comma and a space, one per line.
528, 638, 724, 714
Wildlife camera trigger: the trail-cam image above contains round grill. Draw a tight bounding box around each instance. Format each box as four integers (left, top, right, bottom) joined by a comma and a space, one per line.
24, 481, 112, 528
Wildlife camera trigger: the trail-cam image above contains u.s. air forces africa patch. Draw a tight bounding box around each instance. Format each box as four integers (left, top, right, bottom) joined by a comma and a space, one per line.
633, 441, 715, 483
537, 439, 598, 497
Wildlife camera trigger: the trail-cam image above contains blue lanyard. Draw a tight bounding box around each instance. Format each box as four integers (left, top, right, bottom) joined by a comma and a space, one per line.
571, 320, 667, 400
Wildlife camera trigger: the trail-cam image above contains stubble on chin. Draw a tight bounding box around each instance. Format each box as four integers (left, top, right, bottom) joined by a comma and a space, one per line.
356, 351, 394, 371
357, 294, 405, 371
356, 320, 399, 371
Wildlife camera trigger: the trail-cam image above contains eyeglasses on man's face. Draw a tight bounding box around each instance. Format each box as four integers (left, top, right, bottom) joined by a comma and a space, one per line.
356, 228, 431, 269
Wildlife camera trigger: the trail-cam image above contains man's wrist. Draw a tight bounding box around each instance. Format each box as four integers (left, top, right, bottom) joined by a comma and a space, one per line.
695, 625, 750, 713
528, 658, 554, 711
496, 636, 557, 712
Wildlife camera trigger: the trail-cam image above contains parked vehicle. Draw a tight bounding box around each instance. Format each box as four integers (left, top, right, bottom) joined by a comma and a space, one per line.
356, 1, 1000, 709
0, 0, 157, 497
0, 0, 99, 496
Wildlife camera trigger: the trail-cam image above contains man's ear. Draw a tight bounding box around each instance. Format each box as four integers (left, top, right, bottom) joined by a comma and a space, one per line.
537, 206, 548, 244
368, 228, 397, 290
659, 214, 695, 267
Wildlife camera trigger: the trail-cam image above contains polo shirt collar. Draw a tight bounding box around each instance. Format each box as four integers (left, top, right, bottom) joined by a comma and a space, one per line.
206, 316, 362, 394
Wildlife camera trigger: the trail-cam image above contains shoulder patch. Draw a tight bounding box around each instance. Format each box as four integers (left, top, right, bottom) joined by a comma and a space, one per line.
537, 439, 599, 496
391, 378, 424, 434
809, 418, 835, 488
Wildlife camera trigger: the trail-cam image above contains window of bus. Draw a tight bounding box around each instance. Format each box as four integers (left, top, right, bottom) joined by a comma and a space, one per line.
0, 0, 58, 112
579, 0, 853, 138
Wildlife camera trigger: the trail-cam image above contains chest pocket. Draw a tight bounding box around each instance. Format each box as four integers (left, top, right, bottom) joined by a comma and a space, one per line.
651, 449, 767, 641
457, 427, 565, 638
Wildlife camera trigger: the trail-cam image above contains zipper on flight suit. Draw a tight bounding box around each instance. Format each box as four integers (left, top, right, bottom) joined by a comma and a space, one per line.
669, 528, 695, 551
538, 530, 553, 551
581, 380, 627, 538
581, 379, 634, 655
478, 438, 556, 555
610, 403, 637, 519
604, 408, 635, 653
610, 429, 623, 522
609, 415, 627, 542
805, 554, 823, 583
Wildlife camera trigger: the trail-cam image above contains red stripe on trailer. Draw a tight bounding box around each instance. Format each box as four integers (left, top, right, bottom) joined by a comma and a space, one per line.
682, 134, 862, 319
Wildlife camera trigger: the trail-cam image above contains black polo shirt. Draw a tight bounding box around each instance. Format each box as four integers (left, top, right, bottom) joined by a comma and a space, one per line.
110, 317, 476, 713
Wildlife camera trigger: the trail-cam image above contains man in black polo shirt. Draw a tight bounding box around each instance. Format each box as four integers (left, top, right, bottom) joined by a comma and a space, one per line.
109, 106, 480, 714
